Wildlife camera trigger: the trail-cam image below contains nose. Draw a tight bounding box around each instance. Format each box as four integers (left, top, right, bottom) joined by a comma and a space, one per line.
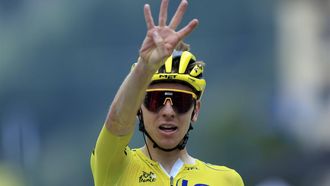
159, 99, 176, 118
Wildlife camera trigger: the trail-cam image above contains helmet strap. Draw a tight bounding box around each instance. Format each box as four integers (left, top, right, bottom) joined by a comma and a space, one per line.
138, 110, 194, 155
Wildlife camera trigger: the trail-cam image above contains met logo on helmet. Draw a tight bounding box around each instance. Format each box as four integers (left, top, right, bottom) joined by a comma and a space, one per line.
159, 74, 177, 79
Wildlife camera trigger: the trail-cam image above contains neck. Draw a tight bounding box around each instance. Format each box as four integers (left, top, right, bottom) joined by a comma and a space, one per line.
141, 144, 194, 174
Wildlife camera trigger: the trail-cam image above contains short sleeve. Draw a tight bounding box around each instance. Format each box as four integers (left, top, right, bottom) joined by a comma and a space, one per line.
91, 125, 133, 185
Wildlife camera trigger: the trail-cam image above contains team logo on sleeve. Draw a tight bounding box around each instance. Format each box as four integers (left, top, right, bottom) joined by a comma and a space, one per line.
139, 171, 157, 183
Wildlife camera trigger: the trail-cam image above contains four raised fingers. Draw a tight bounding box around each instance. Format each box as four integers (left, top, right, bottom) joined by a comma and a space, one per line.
144, 0, 198, 44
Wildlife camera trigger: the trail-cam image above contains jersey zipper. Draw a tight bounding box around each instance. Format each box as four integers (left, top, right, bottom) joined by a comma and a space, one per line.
170, 176, 174, 186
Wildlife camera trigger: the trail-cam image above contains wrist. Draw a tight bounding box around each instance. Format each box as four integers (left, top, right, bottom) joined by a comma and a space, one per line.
137, 56, 160, 73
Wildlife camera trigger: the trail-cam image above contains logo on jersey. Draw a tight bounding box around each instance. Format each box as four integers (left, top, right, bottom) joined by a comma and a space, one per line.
185, 166, 198, 171
181, 180, 209, 186
139, 171, 157, 183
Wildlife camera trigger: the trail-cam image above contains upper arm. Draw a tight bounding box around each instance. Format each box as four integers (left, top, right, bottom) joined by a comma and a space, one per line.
91, 125, 133, 185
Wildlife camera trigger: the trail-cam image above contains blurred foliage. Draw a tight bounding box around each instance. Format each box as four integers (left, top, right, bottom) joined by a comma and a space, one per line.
1, 0, 329, 186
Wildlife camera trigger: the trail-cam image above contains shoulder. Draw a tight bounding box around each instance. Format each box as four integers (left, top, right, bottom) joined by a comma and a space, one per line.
202, 162, 234, 172
201, 161, 240, 176
196, 160, 244, 185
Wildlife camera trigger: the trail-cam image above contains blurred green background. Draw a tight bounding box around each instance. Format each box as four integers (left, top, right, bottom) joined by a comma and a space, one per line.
1, 0, 330, 186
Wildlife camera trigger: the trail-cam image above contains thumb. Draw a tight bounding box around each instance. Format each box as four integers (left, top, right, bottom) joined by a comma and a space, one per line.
152, 31, 169, 58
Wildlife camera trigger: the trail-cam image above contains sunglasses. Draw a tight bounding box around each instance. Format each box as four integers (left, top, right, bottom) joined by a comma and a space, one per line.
143, 88, 197, 114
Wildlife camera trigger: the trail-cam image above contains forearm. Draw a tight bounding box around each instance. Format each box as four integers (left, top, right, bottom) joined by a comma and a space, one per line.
105, 58, 158, 136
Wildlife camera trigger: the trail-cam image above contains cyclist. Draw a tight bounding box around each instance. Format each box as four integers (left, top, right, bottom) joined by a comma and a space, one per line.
91, 0, 244, 185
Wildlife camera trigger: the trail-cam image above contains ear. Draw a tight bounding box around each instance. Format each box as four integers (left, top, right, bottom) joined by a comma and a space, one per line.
191, 100, 201, 122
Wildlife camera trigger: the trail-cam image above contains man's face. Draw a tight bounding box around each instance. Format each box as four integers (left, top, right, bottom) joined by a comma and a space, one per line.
141, 82, 200, 150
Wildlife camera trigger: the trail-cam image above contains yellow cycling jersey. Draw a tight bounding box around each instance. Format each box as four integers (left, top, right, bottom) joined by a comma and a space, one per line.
91, 126, 244, 186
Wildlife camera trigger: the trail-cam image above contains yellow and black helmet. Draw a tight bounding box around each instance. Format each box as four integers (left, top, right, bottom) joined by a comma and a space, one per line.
151, 50, 206, 99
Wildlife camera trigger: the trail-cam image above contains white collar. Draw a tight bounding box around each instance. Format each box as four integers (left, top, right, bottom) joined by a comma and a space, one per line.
159, 158, 195, 177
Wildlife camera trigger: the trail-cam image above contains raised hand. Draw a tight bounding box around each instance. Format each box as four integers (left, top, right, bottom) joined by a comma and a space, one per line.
139, 0, 198, 70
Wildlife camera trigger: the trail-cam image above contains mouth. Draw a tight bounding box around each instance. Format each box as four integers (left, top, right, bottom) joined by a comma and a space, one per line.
158, 124, 178, 134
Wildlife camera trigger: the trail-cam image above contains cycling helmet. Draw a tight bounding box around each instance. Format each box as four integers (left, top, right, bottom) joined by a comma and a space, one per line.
150, 50, 206, 99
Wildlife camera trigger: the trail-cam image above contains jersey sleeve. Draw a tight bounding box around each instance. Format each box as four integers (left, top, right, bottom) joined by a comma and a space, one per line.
90, 125, 133, 186
232, 169, 244, 186
203, 163, 245, 186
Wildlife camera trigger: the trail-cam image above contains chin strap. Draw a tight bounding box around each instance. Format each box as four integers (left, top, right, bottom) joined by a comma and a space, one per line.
138, 111, 194, 153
